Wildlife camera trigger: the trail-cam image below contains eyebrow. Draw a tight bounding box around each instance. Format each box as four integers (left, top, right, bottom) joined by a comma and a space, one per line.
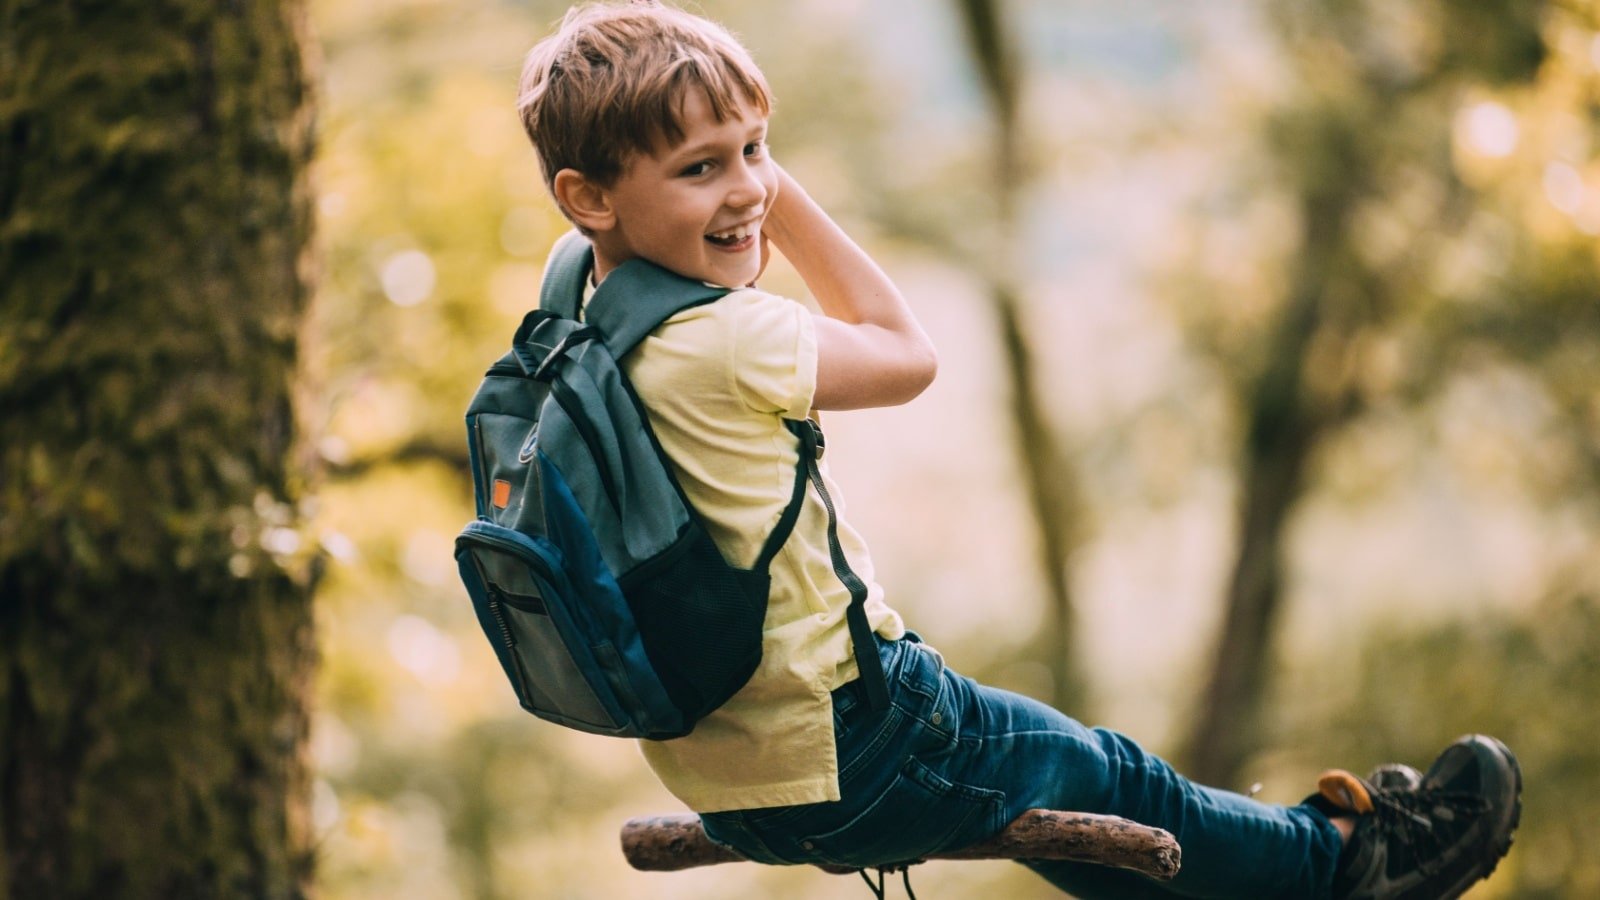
665, 123, 768, 163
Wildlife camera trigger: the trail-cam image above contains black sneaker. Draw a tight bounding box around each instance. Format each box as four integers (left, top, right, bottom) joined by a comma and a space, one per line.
1318, 735, 1521, 900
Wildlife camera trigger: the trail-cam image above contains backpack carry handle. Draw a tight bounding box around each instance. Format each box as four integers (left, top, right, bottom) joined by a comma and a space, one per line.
531, 326, 602, 382
510, 309, 562, 375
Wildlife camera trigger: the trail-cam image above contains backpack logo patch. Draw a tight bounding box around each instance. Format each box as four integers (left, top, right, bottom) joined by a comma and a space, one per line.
517, 423, 539, 463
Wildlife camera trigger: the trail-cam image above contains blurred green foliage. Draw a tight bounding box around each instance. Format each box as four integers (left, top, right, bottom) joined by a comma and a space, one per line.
303, 0, 1600, 897
1278, 589, 1600, 899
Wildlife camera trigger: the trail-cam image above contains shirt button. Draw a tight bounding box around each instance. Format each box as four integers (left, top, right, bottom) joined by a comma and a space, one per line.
930, 712, 943, 725
801, 840, 815, 851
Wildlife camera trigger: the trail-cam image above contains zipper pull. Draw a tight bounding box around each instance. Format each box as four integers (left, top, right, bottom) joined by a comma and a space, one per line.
486, 586, 517, 648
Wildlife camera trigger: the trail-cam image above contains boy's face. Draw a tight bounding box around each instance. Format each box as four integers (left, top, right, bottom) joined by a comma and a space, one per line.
590, 89, 775, 289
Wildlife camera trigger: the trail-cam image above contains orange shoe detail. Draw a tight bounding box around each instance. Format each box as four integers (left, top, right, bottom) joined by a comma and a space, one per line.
1318, 769, 1375, 814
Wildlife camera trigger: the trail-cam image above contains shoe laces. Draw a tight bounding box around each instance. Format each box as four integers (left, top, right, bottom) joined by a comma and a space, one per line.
1365, 783, 1490, 876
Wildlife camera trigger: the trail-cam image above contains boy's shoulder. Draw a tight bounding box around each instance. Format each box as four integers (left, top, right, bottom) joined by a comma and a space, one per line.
652, 286, 810, 344
631, 286, 817, 414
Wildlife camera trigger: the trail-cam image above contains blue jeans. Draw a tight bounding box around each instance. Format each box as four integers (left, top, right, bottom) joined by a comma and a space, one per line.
701, 635, 1344, 899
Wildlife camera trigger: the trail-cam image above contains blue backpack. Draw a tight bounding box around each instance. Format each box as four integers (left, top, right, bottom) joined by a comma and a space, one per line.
455, 232, 887, 739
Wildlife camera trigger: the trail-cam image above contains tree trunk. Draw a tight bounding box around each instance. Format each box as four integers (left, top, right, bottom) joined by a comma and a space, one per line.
953, 0, 1088, 713
1183, 287, 1330, 788
994, 286, 1085, 713
1182, 104, 1368, 789
0, 1, 317, 897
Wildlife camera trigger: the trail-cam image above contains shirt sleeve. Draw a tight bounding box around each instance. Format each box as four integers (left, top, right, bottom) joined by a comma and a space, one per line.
727, 289, 817, 418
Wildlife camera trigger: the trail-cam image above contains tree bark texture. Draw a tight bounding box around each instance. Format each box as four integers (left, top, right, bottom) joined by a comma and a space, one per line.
0, 1, 317, 897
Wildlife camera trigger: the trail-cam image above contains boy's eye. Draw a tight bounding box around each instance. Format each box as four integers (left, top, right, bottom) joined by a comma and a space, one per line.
744, 140, 766, 158
680, 161, 711, 177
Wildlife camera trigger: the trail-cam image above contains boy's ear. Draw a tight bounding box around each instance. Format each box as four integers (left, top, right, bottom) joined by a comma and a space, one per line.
552, 169, 615, 233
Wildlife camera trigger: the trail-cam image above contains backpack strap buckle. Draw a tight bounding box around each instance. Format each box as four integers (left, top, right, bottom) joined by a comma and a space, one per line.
801, 417, 825, 460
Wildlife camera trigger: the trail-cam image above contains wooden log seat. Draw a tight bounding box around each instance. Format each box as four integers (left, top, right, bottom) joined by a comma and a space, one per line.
621, 809, 1181, 880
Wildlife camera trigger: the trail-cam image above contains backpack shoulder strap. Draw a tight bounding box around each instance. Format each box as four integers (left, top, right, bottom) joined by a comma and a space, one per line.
779, 418, 891, 713
585, 258, 731, 358
538, 229, 595, 319
537, 230, 731, 356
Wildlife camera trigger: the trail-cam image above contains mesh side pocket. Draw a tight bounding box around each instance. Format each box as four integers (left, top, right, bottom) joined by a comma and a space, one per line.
626, 524, 767, 721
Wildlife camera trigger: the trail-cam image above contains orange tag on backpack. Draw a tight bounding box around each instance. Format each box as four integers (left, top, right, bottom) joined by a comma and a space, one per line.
492, 479, 512, 509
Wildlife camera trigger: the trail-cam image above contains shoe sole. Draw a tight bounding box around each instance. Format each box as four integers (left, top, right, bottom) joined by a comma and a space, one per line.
1432, 734, 1523, 900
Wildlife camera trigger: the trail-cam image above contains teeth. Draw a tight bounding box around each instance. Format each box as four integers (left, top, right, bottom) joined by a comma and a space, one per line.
709, 223, 754, 242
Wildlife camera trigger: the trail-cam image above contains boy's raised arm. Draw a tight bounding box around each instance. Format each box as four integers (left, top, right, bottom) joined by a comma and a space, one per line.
762, 165, 938, 411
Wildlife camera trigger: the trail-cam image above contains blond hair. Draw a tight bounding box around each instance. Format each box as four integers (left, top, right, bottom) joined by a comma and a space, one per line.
518, 1, 773, 195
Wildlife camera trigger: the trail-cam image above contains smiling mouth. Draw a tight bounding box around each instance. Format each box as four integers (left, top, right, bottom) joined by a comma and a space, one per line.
706, 222, 757, 249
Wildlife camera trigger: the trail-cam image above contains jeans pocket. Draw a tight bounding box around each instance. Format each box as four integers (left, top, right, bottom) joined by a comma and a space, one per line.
794, 757, 1004, 868
896, 643, 958, 755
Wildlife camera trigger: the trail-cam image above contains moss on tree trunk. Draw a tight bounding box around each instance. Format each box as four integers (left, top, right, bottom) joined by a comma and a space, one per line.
0, 1, 317, 896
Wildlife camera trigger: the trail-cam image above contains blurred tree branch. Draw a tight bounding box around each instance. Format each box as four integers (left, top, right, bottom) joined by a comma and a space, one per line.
323, 434, 471, 482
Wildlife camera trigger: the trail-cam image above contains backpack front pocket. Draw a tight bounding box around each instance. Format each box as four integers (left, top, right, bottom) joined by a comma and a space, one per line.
456, 521, 632, 735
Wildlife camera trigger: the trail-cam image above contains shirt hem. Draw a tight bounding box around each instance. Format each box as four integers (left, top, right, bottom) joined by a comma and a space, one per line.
682, 776, 843, 814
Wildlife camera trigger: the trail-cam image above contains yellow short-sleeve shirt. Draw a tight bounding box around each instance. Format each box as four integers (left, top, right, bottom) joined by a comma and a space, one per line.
622, 288, 906, 813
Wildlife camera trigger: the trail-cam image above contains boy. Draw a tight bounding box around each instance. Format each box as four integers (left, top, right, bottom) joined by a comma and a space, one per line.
513, 2, 1521, 897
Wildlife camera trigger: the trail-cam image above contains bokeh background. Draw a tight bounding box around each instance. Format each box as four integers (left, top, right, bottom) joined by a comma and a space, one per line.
303, 0, 1600, 897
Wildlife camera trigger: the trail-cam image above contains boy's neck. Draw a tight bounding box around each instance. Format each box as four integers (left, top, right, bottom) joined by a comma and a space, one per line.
589, 239, 628, 285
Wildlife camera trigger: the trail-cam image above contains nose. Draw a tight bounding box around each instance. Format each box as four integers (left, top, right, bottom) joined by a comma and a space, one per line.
725, 158, 769, 212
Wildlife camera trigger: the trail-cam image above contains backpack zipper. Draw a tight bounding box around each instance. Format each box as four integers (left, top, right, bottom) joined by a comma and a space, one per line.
471, 415, 492, 514
487, 591, 518, 648
477, 574, 533, 702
